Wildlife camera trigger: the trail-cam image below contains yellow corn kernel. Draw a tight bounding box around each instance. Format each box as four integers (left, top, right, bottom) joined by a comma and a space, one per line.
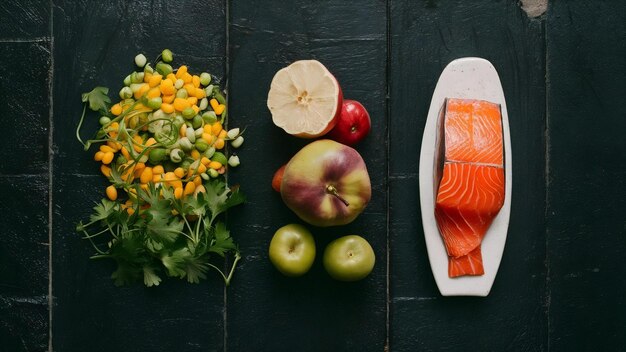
107, 140, 122, 151
174, 167, 185, 179
111, 103, 123, 116
152, 164, 164, 175
106, 185, 117, 201
214, 104, 225, 115
140, 167, 153, 184
108, 122, 119, 130
145, 137, 157, 147
201, 133, 214, 144
192, 75, 201, 88
102, 151, 114, 165
167, 73, 177, 82
162, 94, 175, 104
148, 74, 163, 87
182, 72, 192, 84
194, 185, 206, 195
218, 129, 227, 139
99, 145, 116, 153
209, 161, 222, 170
200, 157, 211, 166
193, 176, 202, 186
214, 138, 225, 149
143, 72, 153, 83
190, 149, 201, 160
184, 181, 196, 196
211, 122, 223, 135
176, 65, 188, 79
172, 180, 183, 190
100, 165, 112, 177
197, 163, 207, 174
160, 79, 175, 95
174, 187, 184, 199
203, 125, 212, 134
191, 105, 199, 114
161, 103, 175, 114
163, 171, 178, 183
194, 88, 206, 99
183, 83, 195, 94
179, 124, 187, 137
209, 98, 220, 111
186, 96, 198, 106
94, 151, 105, 161
134, 83, 150, 99
147, 87, 161, 99
126, 207, 135, 216
140, 184, 149, 192
173, 97, 190, 112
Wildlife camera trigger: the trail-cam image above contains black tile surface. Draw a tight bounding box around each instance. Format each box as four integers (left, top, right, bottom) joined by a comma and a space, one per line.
0, 0, 624, 350
389, 1, 548, 350
0, 0, 50, 39
0, 42, 50, 175
0, 175, 49, 352
546, 1, 626, 350
226, 1, 388, 350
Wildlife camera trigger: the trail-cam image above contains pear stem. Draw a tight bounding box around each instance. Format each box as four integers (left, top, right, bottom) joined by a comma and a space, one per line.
325, 185, 350, 207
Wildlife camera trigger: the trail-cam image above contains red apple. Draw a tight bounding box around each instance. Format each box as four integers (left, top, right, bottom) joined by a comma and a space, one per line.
280, 139, 371, 227
272, 164, 286, 192
327, 100, 371, 145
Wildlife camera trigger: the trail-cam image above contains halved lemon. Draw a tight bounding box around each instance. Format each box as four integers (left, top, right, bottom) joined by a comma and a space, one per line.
267, 60, 343, 138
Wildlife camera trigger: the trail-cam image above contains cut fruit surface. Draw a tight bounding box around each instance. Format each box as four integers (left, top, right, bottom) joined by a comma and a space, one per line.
267, 60, 343, 138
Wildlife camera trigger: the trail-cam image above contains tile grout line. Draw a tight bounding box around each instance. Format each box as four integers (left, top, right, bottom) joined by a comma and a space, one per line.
223, 1, 230, 351
385, 0, 392, 351
543, 8, 551, 352
48, 0, 55, 351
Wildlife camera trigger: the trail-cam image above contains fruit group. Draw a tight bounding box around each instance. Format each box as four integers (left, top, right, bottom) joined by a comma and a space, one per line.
267, 60, 343, 138
271, 164, 286, 192
280, 139, 371, 227
323, 235, 375, 281
269, 224, 316, 277
327, 100, 371, 145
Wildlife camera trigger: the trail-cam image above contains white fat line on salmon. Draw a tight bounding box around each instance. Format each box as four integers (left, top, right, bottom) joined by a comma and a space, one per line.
444, 160, 503, 168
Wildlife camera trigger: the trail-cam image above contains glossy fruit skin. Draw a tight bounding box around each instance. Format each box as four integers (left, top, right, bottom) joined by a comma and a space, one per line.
323, 235, 375, 281
271, 164, 286, 192
327, 100, 372, 145
269, 224, 316, 277
280, 139, 371, 227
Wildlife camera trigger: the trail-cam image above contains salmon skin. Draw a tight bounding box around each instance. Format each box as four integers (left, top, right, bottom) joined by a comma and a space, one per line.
434, 98, 505, 278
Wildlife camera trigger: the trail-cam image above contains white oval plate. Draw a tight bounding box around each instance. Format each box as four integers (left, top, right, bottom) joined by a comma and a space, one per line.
419, 57, 512, 297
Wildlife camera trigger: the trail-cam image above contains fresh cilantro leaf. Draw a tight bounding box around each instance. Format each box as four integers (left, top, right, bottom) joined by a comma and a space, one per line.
144, 201, 184, 243
204, 180, 246, 221
111, 261, 142, 287
82, 87, 111, 112
161, 248, 191, 278
184, 256, 209, 284
143, 264, 162, 287
89, 199, 117, 223
209, 221, 237, 257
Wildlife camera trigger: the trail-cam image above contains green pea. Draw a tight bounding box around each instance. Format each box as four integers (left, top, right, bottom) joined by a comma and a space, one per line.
161, 49, 174, 63
123, 74, 131, 86
149, 148, 167, 164
180, 159, 191, 170
156, 62, 173, 76
182, 107, 196, 119
202, 111, 217, 124
119, 86, 133, 99
99, 116, 111, 125
212, 152, 228, 165
144, 64, 154, 74
208, 169, 219, 178
147, 97, 163, 109
195, 139, 209, 152
192, 115, 203, 129
200, 72, 211, 86
176, 88, 188, 99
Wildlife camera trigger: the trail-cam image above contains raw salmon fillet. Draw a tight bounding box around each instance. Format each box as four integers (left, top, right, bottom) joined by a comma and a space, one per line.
435, 98, 505, 278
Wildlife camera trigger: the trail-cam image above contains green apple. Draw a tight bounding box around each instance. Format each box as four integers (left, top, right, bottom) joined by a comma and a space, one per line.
323, 235, 375, 281
269, 224, 316, 277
